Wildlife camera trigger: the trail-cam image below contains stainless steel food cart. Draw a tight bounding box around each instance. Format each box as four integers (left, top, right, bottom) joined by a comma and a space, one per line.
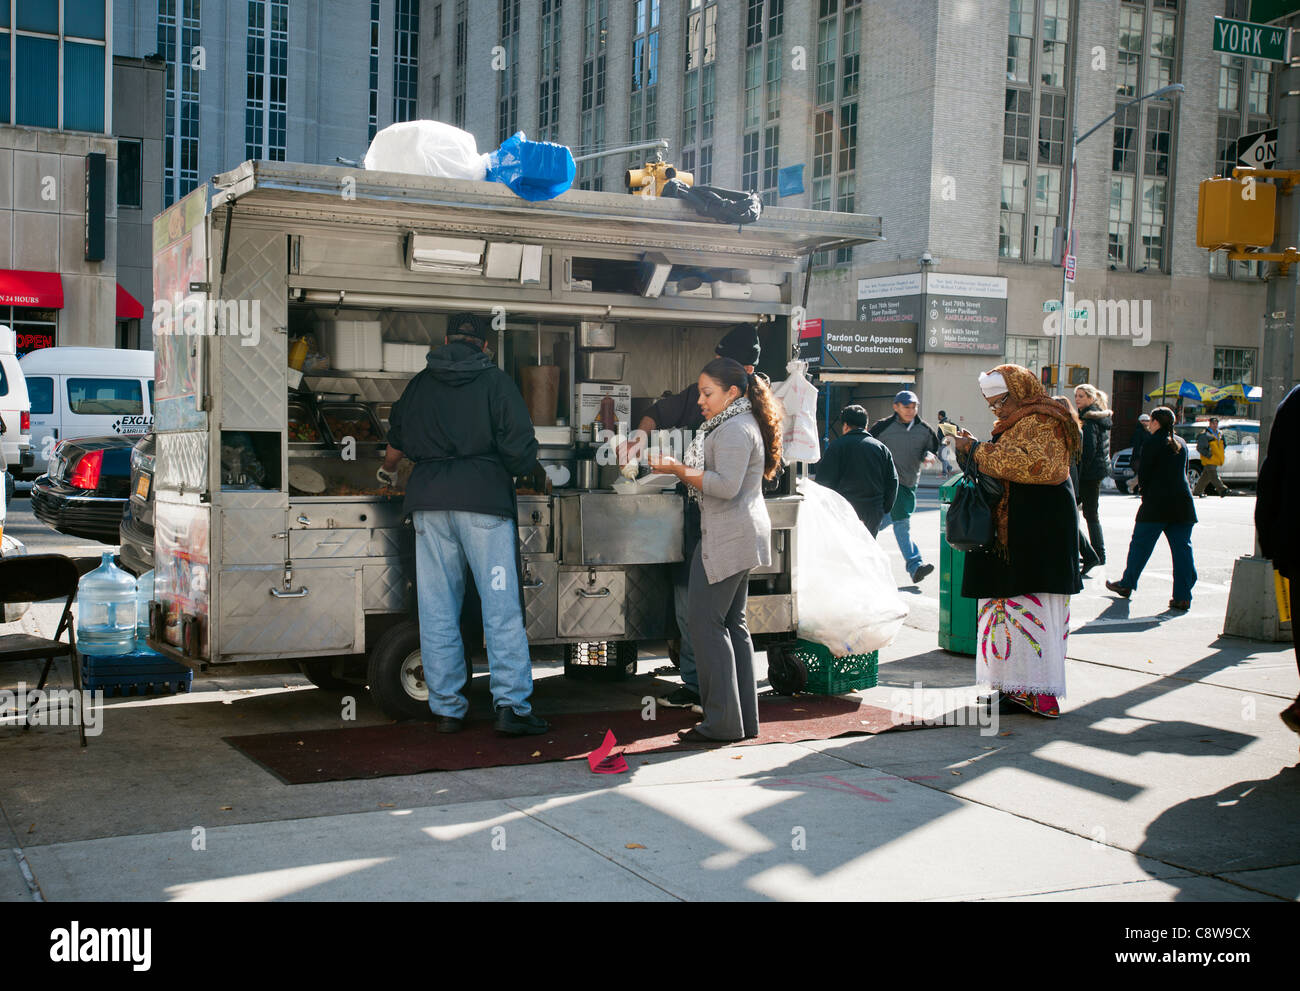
144, 160, 882, 719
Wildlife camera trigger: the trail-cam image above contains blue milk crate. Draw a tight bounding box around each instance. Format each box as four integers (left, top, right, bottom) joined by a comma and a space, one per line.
80, 647, 194, 697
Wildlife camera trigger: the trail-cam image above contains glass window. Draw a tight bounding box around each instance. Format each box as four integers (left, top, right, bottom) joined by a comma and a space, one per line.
1004, 88, 1031, 162
27, 377, 54, 415
65, 0, 107, 39
68, 378, 144, 415
15, 35, 58, 129
0, 33, 9, 124
64, 42, 105, 132
16, 0, 58, 33
118, 140, 143, 208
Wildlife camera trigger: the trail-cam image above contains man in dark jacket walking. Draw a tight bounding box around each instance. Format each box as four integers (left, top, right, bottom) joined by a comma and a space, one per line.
1255, 384, 1300, 736
816, 405, 898, 536
1074, 385, 1113, 566
381, 312, 548, 736
870, 391, 941, 583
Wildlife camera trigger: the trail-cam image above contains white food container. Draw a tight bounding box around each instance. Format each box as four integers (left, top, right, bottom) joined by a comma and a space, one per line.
321, 320, 383, 371
382, 341, 427, 372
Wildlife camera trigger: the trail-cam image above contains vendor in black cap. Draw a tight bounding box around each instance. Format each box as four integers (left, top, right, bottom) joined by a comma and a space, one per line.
618, 323, 760, 715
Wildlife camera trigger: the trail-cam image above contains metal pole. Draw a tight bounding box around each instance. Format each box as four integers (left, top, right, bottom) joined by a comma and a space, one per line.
1056, 126, 1076, 391
1161, 342, 1169, 406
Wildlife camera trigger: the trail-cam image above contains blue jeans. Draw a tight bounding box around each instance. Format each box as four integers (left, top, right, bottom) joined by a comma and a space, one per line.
887, 512, 924, 575
1119, 522, 1197, 603
412, 509, 534, 719
673, 559, 698, 693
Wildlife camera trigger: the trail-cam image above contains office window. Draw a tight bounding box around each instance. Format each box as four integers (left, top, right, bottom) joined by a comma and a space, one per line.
1005, 335, 1052, 376
497, 0, 520, 144
15, 36, 57, 129
245, 0, 286, 162
1213, 347, 1256, 386
160, 0, 203, 205
578, 0, 608, 190
628, 0, 660, 166
743, 0, 783, 204
681, 0, 716, 187
16, 0, 58, 33
64, 42, 105, 132
431, 73, 441, 113
118, 139, 143, 209
368, 0, 380, 140
1109, 0, 1181, 272
812, 0, 860, 265
395, 0, 420, 124
999, 0, 1073, 262
0, 29, 8, 124
65, 0, 107, 39
453, 0, 467, 128
433, 2, 442, 37
538, 0, 562, 142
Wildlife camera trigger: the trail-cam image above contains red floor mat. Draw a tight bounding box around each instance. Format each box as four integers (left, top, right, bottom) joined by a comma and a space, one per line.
225, 694, 925, 784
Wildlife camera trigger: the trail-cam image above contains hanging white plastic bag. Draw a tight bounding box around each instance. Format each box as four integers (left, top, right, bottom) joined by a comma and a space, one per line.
363, 120, 490, 180
794, 478, 908, 655
771, 359, 821, 464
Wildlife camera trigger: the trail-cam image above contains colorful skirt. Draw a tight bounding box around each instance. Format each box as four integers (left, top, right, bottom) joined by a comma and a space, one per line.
976, 593, 1069, 698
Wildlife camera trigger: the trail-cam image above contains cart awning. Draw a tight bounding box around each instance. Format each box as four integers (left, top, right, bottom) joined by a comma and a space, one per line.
0, 269, 63, 308
116, 283, 145, 320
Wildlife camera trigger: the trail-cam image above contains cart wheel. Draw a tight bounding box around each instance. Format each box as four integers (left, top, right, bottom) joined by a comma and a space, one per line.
298, 658, 358, 691
563, 641, 637, 681
766, 643, 807, 696
367, 619, 473, 721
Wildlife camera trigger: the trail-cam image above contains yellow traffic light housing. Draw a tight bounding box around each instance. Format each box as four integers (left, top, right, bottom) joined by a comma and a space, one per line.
625, 161, 693, 197
1196, 176, 1276, 250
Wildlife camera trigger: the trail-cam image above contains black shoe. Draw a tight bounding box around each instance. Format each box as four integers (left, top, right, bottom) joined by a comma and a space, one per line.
660, 686, 701, 709
1080, 560, 1099, 578
1105, 580, 1132, 598
910, 563, 935, 583
494, 707, 550, 736
435, 715, 465, 734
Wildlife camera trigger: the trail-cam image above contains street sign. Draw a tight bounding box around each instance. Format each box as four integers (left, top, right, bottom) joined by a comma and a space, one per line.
1064, 254, 1076, 282
1213, 16, 1290, 62
1043, 300, 1062, 312
1068, 308, 1087, 320
1235, 127, 1278, 170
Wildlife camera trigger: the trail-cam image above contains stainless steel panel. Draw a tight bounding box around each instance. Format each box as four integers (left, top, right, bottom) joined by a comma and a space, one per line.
579, 351, 626, 382
557, 568, 626, 638
369, 526, 413, 558
156, 432, 208, 493
557, 492, 683, 565
521, 556, 557, 641
363, 563, 410, 612
764, 496, 801, 530
220, 508, 287, 565
290, 528, 371, 559
750, 530, 785, 576
516, 496, 551, 526
518, 525, 550, 555
624, 565, 671, 640
578, 321, 616, 348
217, 225, 288, 431
217, 566, 361, 656
289, 501, 403, 529
746, 594, 794, 635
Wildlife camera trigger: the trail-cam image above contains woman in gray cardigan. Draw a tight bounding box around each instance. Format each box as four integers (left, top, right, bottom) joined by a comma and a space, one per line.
650, 357, 784, 743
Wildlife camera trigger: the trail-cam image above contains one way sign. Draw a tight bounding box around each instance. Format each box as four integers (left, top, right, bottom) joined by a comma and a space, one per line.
1235, 128, 1278, 171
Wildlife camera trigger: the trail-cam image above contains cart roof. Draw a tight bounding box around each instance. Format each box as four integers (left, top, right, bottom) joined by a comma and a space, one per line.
212, 160, 883, 261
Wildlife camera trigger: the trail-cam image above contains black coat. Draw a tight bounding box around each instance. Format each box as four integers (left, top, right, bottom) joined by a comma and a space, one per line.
814, 428, 898, 534
1135, 433, 1197, 526
1256, 384, 1300, 579
388, 340, 539, 520
1079, 408, 1113, 482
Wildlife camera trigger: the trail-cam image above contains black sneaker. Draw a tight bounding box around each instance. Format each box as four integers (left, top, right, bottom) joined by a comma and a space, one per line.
910, 563, 935, 583
435, 715, 465, 734
660, 686, 701, 709
494, 707, 550, 736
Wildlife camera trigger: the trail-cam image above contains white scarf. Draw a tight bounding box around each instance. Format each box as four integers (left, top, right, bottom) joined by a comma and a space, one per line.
683, 397, 752, 499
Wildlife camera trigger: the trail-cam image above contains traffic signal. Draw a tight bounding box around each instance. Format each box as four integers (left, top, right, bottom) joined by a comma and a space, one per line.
625, 161, 693, 196
1197, 176, 1277, 250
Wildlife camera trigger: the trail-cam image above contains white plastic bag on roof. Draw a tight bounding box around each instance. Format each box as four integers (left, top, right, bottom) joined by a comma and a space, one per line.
362, 120, 490, 180
795, 478, 908, 656
771, 359, 821, 464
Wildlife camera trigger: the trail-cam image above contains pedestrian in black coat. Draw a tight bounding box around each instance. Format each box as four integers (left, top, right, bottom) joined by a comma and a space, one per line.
1074, 384, 1112, 564
815, 405, 898, 536
1255, 383, 1300, 736
1106, 407, 1197, 610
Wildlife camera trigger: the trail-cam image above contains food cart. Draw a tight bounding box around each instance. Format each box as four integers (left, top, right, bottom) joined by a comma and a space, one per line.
144, 161, 882, 719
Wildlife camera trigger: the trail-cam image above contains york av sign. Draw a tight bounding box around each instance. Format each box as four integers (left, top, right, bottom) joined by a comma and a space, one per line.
1212, 17, 1290, 62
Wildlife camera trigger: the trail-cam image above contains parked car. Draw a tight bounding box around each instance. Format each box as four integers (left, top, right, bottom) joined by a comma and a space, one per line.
118, 432, 155, 575
31, 436, 136, 544
18, 346, 153, 479
0, 327, 32, 492
1109, 418, 1259, 492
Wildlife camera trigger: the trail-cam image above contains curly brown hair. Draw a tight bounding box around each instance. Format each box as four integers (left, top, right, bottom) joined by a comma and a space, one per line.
702, 357, 783, 479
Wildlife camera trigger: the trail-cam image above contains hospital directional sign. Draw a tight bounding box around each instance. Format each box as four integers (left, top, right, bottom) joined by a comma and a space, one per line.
1213, 16, 1290, 62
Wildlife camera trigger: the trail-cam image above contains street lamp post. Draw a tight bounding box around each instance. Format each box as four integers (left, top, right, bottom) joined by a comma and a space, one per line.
1055, 83, 1186, 392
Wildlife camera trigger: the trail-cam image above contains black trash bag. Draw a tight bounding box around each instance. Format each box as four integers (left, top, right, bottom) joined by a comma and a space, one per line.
661, 179, 762, 226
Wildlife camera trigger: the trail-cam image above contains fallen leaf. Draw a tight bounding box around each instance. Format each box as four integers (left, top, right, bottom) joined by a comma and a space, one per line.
625, 843, 646, 849
793, 708, 806, 712
378, 803, 395, 808
950, 771, 961, 776
219, 806, 233, 811
531, 750, 541, 757
731, 755, 743, 760
999, 731, 1014, 737
26, 823, 35, 834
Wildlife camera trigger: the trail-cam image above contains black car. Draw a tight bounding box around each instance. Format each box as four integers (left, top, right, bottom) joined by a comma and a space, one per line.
31, 436, 135, 544
119, 432, 155, 575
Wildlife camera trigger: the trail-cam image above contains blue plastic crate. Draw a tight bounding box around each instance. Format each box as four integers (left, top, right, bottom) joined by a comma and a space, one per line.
80, 648, 193, 697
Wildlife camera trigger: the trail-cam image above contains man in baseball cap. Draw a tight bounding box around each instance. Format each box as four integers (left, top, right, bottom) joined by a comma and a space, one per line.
816, 405, 898, 536
868, 390, 942, 583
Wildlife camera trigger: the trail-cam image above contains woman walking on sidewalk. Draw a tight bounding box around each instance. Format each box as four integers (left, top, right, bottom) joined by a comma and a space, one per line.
954, 365, 1082, 719
1074, 384, 1113, 570
649, 357, 782, 743
1106, 407, 1197, 611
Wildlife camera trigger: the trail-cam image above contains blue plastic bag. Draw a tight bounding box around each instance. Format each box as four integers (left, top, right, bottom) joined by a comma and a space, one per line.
486, 131, 576, 202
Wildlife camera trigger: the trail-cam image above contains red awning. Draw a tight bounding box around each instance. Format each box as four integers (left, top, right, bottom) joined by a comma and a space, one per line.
0, 269, 64, 308
116, 283, 145, 320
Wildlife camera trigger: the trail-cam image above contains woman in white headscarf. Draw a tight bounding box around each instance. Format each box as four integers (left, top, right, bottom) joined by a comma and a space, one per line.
953, 364, 1083, 718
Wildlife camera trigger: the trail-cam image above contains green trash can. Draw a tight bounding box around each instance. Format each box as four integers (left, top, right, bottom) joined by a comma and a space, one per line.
938, 474, 979, 655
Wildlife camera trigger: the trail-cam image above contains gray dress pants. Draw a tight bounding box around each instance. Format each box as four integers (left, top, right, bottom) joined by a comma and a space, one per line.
687, 545, 758, 740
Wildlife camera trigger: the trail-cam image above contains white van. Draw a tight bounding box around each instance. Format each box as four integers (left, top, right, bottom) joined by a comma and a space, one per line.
18, 347, 154, 477
0, 327, 32, 485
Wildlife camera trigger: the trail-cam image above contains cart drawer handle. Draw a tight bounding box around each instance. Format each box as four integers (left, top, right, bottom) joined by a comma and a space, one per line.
577, 586, 610, 598
296, 514, 312, 526
523, 578, 546, 590
270, 586, 310, 598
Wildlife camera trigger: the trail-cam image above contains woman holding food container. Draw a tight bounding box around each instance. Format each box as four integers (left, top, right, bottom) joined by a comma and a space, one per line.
649, 357, 783, 743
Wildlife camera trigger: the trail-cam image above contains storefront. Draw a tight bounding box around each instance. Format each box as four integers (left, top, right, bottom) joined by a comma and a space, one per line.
0, 268, 64, 356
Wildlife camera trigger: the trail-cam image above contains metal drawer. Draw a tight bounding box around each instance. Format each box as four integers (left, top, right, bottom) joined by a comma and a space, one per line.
765, 496, 801, 530
521, 556, 557, 641
363, 562, 411, 612
518, 524, 550, 555
290, 528, 371, 559
557, 568, 626, 639
217, 566, 361, 657
220, 508, 287, 565
289, 502, 404, 529
517, 496, 551, 527
746, 593, 794, 635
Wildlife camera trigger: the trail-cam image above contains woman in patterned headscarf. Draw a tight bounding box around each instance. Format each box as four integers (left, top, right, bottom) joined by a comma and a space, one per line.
953, 364, 1083, 718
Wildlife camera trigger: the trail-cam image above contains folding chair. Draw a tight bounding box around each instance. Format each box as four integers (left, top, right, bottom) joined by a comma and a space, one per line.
0, 554, 87, 747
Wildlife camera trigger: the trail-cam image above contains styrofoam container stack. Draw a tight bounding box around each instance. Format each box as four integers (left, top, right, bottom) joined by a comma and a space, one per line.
320, 320, 383, 371
382, 342, 428, 372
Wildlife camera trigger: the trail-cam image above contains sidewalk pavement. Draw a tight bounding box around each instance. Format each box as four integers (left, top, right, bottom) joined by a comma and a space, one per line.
1, 494, 1296, 901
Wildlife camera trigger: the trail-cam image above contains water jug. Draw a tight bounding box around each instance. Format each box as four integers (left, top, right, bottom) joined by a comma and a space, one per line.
135, 569, 155, 650
77, 552, 137, 656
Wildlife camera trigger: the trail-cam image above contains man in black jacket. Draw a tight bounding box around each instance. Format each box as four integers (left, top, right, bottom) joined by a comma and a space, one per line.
381, 312, 548, 736
869, 391, 941, 583
816, 405, 898, 536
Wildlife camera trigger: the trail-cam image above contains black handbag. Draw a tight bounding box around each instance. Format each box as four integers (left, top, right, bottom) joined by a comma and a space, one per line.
946, 456, 1002, 553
